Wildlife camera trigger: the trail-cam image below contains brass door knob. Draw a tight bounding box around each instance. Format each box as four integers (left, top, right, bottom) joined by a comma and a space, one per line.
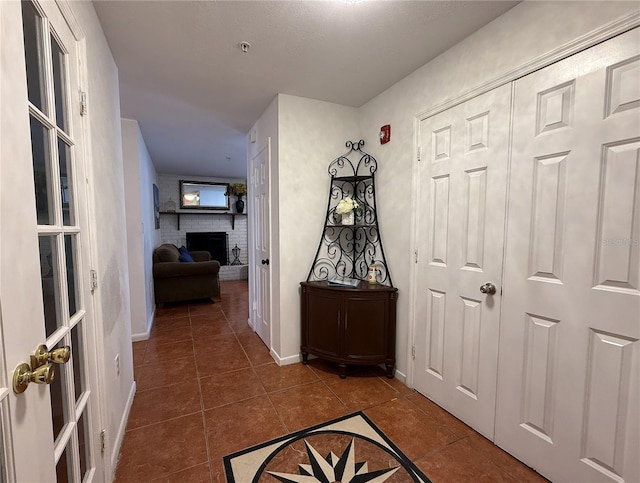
31, 344, 70, 369
13, 363, 55, 394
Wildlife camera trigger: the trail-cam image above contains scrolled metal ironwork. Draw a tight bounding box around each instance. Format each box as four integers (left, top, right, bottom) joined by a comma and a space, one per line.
307, 140, 393, 286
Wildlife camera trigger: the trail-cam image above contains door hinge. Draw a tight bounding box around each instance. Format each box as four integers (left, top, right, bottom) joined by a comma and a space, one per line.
100, 429, 106, 457
90, 269, 98, 294
414, 249, 419, 264
411, 345, 416, 360
417, 146, 422, 162
80, 91, 87, 116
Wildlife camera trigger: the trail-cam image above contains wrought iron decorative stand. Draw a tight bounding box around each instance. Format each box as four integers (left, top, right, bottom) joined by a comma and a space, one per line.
307, 140, 393, 286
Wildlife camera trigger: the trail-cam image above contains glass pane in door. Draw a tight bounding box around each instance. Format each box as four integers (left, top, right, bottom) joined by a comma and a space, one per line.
71, 322, 85, 402
30, 116, 53, 225
56, 444, 72, 483
59, 139, 74, 226
77, 410, 89, 480
49, 352, 68, 442
21, 0, 45, 112
50, 34, 68, 132
64, 235, 78, 317
39, 235, 61, 337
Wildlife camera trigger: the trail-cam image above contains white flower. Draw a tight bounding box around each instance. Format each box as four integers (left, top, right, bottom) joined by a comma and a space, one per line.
336, 197, 359, 215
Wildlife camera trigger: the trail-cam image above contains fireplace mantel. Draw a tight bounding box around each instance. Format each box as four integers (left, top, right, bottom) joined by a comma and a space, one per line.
159, 211, 246, 230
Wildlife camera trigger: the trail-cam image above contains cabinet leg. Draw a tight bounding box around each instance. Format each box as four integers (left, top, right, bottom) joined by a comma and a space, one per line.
385, 363, 394, 379
301, 352, 309, 365
338, 363, 347, 379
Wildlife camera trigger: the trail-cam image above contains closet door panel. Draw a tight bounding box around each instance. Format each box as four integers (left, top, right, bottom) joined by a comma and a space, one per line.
496, 28, 640, 483
414, 83, 512, 439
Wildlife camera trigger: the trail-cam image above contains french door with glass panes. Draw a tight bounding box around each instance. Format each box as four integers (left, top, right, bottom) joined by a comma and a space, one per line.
0, 1, 104, 482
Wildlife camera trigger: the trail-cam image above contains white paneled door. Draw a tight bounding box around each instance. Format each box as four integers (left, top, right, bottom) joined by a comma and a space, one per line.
1, 1, 103, 481
495, 28, 640, 483
250, 140, 271, 347
414, 84, 512, 438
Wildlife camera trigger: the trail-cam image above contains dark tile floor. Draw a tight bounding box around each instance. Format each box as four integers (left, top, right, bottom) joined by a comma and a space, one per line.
115, 280, 547, 483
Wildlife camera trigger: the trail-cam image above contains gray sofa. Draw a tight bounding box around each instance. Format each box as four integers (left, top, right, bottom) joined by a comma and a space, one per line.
152, 244, 221, 305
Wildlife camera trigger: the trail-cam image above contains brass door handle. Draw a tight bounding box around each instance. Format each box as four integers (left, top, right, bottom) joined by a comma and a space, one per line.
13, 363, 55, 394
31, 344, 70, 369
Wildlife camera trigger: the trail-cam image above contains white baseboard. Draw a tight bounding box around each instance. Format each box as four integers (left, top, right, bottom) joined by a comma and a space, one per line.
131, 331, 150, 342
270, 350, 301, 366
131, 309, 154, 341
110, 380, 136, 478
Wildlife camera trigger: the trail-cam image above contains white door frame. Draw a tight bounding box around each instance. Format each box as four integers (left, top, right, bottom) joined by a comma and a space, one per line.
248, 139, 273, 349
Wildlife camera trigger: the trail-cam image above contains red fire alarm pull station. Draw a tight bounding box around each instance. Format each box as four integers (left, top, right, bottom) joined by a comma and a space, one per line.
379, 124, 391, 144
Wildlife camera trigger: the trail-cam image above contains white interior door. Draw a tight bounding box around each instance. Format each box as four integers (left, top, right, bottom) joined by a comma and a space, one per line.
250, 140, 271, 347
495, 28, 640, 483
0, 1, 103, 481
414, 84, 511, 438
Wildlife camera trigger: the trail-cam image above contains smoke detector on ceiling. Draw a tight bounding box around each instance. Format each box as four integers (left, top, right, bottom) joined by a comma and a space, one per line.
239, 41, 251, 53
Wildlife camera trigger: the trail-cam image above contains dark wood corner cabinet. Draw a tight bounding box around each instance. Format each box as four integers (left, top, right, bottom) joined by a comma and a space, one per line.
302, 140, 397, 378
300, 281, 398, 379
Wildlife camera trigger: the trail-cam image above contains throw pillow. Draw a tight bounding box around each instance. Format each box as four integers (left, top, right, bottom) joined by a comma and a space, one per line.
178, 245, 194, 263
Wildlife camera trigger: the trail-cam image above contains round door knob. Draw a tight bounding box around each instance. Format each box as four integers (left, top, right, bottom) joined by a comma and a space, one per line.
13, 363, 55, 394
261, 259, 270, 265
480, 282, 497, 295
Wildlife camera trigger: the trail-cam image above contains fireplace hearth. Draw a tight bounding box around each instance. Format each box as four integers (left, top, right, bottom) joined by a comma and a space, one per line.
186, 232, 228, 265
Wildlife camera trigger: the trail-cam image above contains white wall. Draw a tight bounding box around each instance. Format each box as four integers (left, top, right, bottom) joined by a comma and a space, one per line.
122, 119, 160, 340
275, 94, 359, 362
357, 1, 639, 381
70, 0, 136, 476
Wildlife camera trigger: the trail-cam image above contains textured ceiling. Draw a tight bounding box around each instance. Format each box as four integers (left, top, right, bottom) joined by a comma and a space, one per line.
93, 0, 518, 178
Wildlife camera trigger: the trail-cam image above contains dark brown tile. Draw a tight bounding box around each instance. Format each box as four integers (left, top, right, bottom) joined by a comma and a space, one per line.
134, 356, 197, 392
253, 362, 319, 392
115, 413, 207, 482
229, 319, 253, 333
464, 433, 549, 482
200, 367, 265, 409
147, 326, 193, 345
407, 393, 475, 439
243, 341, 275, 366
324, 373, 399, 410
143, 339, 194, 365
151, 463, 211, 482
204, 395, 286, 460
154, 305, 190, 320
379, 376, 415, 396
152, 315, 191, 332
190, 314, 233, 338
195, 344, 251, 377
269, 381, 349, 432
193, 332, 242, 354
415, 439, 517, 483
132, 341, 147, 368
365, 397, 459, 461
189, 300, 223, 315
235, 330, 264, 348
210, 459, 227, 483
126, 382, 201, 430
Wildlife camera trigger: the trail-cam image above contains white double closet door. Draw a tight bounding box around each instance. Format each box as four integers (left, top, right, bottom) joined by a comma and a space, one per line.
414, 28, 639, 483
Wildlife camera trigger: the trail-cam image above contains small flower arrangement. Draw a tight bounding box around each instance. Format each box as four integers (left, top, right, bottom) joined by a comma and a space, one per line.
335, 197, 359, 215
230, 183, 247, 197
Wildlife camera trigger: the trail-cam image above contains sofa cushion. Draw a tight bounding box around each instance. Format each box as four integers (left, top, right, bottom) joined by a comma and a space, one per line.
178, 246, 195, 262
155, 244, 180, 262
